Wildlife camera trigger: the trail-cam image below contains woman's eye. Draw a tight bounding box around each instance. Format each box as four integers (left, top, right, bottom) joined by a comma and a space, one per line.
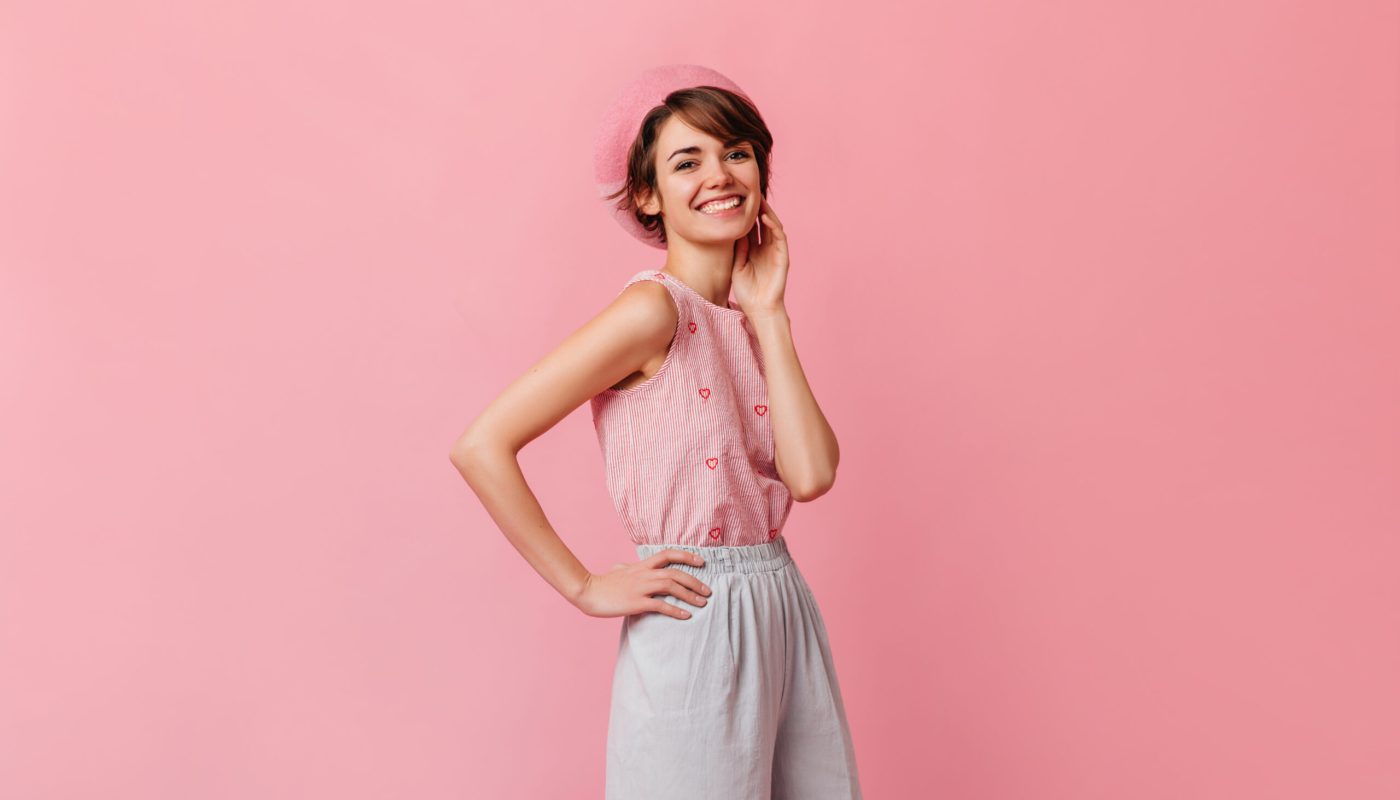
676, 151, 750, 171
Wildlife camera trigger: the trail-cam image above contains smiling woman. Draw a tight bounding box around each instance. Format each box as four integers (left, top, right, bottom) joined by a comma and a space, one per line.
600, 82, 775, 249
456, 63, 860, 800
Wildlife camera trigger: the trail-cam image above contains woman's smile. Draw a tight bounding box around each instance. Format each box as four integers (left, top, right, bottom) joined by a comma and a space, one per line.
696, 194, 746, 217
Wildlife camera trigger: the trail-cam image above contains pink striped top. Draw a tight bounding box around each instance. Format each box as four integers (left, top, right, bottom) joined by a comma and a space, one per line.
589, 269, 793, 546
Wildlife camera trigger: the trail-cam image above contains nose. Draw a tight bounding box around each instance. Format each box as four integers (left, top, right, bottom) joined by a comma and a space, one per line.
704, 159, 735, 188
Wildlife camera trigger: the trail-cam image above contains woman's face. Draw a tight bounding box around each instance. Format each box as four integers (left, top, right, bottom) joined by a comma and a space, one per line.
637, 116, 760, 248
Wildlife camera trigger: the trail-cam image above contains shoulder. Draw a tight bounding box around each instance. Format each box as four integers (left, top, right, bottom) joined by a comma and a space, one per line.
599, 272, 682, 343
615, 271, 683, 317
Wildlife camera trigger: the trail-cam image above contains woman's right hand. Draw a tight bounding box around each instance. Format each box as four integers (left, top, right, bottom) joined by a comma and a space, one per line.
573, 550, 714, 619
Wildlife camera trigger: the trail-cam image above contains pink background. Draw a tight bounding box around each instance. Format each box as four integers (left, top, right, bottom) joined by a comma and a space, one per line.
3, 1, 1398, 798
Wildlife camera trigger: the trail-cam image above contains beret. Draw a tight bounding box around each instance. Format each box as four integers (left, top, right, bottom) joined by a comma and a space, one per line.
593, 64, 752, 249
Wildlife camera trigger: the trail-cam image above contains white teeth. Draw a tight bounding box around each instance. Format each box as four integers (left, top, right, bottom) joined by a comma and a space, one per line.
699, 196, 742, 213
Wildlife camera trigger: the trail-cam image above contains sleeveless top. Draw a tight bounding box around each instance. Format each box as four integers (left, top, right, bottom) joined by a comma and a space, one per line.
589, 269, 794, 546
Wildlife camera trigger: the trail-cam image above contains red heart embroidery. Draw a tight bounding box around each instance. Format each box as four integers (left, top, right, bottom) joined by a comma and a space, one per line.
654, 271, 666, 278
754, 404, 767, 416
698, 387, 711, 399
687, 321, 697, 333
708, 527, 722, 541
705, 457, 718, 470
768, 528, 779, 540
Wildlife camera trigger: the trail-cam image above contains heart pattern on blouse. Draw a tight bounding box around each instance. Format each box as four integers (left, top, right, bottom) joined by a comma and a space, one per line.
614, 272, 782, 553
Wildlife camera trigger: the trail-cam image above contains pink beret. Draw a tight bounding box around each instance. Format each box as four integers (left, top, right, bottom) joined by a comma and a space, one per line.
593, 64, 752, 249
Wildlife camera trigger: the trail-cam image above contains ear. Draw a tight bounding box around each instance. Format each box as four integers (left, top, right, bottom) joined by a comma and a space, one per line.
634, 186, 660, 216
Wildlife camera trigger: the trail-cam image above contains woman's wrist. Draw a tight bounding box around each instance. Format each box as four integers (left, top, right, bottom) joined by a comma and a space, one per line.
564, 569, 594, 608
744, 304, 789, 326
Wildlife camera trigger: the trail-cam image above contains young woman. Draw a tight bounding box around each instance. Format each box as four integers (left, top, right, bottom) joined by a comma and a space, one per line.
451, 64, 862, 799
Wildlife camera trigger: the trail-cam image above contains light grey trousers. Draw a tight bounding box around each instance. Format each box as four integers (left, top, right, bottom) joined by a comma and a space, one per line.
605, 536, 863, 799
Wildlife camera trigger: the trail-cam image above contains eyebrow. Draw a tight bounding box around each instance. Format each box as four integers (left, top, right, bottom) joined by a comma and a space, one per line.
667, 138, 751, 162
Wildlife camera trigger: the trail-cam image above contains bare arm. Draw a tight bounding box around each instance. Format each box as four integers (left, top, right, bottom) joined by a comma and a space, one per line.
449, 281, 712, 616
749, 308, 839, 502
732, 198, 840, 502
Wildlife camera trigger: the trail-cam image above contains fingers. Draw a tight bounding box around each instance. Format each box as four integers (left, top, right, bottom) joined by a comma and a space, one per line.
650, 548, 706, 569
641, 549, 714, 612
646, 577, 709, 618
653, 565, 713, 605
674, 569, 712, 597
680, 571, 716, 596
664, 572, 712, 607
650, 598, 693, 619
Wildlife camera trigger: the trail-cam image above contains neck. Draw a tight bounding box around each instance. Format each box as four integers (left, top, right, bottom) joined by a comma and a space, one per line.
660, 237, 736, 308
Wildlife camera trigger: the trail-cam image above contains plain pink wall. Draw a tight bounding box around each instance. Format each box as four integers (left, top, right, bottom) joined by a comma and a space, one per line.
3, 1, 1398, 798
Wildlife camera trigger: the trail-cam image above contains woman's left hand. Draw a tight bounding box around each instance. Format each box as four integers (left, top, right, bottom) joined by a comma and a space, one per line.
731, 195, 788, 316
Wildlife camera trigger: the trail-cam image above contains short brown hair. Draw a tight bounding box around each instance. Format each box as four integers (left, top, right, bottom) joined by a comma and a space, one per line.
603, 86, 774, 247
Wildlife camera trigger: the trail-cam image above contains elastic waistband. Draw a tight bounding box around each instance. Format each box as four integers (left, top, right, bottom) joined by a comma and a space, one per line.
634, 536, 792, 576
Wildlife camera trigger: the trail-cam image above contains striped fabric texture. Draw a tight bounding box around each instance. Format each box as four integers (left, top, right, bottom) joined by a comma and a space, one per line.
590, 269, 794, 546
